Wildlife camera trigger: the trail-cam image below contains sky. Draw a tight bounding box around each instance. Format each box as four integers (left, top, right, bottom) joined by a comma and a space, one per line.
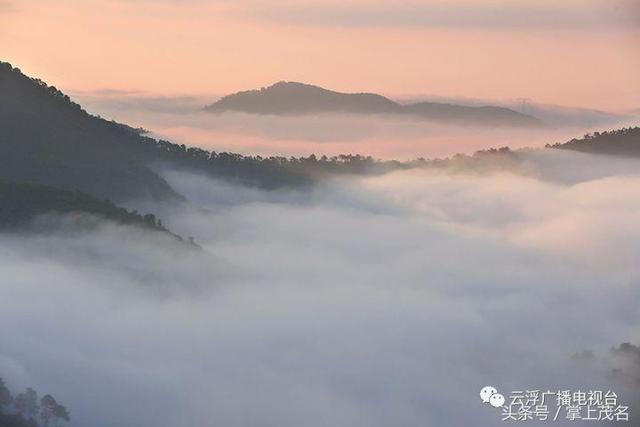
1, 0, 639, 112
3, 3, 640, 425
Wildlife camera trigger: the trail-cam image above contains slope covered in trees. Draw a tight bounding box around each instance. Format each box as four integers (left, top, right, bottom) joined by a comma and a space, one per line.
0, 378, 69, 427
0, 180, 183, 241
0, 61, 557, 206
205, 81, 545, 128
0, 62, 181, 203
3, 60, 638, 208
1, 62, 409, 196
0, 62, 321, 201
548, 127, 640, 156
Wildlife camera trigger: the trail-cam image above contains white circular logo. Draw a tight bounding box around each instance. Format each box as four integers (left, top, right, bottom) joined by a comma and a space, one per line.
479, 386, 498, 404
489, 393, 505, 408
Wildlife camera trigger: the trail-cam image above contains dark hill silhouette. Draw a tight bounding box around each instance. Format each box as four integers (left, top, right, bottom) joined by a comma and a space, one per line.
548, 127, 640, 156
0, 62, 181, 203
9, 59, 637, 211
207, 81, 400, 115
403, 102, 545, 127
0, 412, 33, 427
0, 62, 328, 199
0, 180, 186, 242
205, 81, 545, 128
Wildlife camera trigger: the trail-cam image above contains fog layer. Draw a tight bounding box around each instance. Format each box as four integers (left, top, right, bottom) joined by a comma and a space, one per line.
72, 92, 637, 160
1, 150, 639, 426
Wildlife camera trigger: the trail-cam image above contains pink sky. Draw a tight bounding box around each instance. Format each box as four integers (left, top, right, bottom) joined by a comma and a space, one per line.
1, 0, 639, 111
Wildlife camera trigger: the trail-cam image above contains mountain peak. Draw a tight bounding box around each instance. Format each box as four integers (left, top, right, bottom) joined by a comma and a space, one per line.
0, 60, 181, 203
205, 81, 545, 127
205, 81, 401, 115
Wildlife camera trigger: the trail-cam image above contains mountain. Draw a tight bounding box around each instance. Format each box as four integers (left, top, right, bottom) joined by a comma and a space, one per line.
207, 81, 400, 115
0, 62, 322, 201
0, 60, 396, 207
205, 81, 545, 128
0, 412, 35, 427
516, 103, 632, 128
0, 62, 181, 204
403, 102, 543, 127
0, 180, 184, 241
548, 127, 640, 156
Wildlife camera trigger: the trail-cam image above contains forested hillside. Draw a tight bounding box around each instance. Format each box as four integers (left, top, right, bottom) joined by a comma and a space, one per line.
0, 63, 331, 201
0, 180, 183, 241
548, 127, 640, 156
0, 378, 69, 427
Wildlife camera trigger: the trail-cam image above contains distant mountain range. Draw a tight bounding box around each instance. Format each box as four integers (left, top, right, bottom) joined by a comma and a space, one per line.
0, 62, 317, 234
205, 81, 546, 128
0, 62, 320, 205
515, 103, 633, 129
1, 60, 639, 236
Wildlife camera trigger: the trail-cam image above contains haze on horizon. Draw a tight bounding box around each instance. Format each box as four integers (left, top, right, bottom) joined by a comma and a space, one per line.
1, 0, 639, 113
3, 13, 640, 426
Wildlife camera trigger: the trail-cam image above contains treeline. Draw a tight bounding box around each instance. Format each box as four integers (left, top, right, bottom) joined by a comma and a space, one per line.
0, 61, 400, 194
0, 180, 202, 246
1, 63, 147, 139
1, 62, 396, 188
547, 127, 640, 156
0, 378, 69, 427
139, 139, 406, 184
0, 181, 167, 231
0, 61, 592, 193
3, 60, 638, 195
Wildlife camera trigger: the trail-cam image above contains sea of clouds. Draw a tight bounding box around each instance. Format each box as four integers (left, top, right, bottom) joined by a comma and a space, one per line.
1, 149, 640, 427
71, 91, 636, 160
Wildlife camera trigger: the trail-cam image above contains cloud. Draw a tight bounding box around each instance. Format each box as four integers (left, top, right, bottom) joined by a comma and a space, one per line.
0, 0, 15, 13
1, 149, 640, 426
65, 90, 635, 161
70, 92, 213, 115
249, 0, 638, 31
71, 88, 147, 97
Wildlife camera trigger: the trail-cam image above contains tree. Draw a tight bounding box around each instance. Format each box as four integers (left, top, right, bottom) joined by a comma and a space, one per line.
53, 403, 70, 425
0, 378, 12, 411
39, 395, 56, 427
143, 213, 157, 226
14, 388, 39, 421
40, 394, 69, 426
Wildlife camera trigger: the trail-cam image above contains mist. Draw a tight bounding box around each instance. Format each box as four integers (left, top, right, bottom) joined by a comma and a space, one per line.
71, 92, 637, 160
1, 148, 639, 426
